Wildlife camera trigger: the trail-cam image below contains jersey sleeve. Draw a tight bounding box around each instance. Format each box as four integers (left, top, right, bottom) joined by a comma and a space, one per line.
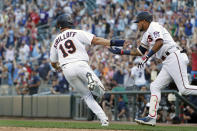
140, 32, 149, 48
77, 30, 94, 45
139, 32, 149, 55
149, 25, 164, 42
50, 42, 58, 63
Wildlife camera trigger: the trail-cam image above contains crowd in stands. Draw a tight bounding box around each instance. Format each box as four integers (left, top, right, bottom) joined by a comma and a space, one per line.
0, 0, 196, 123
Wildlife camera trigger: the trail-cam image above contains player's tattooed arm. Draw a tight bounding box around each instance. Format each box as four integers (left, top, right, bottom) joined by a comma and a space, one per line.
151, 39, 163, 53
130, 48, 142, 56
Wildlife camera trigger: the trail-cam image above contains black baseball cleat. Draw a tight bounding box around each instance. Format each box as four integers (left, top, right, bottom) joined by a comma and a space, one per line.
135, 116, 156, 126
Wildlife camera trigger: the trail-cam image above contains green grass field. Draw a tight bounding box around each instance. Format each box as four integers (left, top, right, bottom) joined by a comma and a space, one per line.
0, 119, 197, 131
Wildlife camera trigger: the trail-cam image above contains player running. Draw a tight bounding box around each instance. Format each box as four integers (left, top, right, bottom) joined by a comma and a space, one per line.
109, 11, 197, 126
50, 14, 126, 126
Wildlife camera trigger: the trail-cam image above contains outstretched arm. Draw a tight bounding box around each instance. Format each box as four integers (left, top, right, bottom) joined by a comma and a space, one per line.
109, 39, 163, 57
91, 37, 110, 46
128, 48, 142, 56
91, 36, 126, 47
108, 47, 142, 56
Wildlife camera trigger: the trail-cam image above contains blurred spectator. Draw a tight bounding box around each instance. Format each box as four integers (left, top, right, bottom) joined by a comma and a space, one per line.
183, 106, 197, 123
50, 72, 69, 94
136, 86, 150, 118
27, 69, 40, 95
18, 40, 30, 63
131, 58, 146, 89
166, 93, 181, 124
113, 64, 124, 86
102, 18, 110, 38
110, 80, 130, 121
39, 6, 49, 26
37, 57, 51, 83
4, 44, 15, 62
184, 19, 193, 40
51, 78, 61, 94
15, 72, 28, 95
123, 62, 135, 90
189, 44, 197, 81
117, 95, 130, 121
102, 92, 112, 121
4, 60, 14, 86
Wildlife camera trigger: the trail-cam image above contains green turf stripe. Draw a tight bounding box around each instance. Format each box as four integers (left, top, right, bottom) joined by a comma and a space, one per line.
0, 120, 196, 131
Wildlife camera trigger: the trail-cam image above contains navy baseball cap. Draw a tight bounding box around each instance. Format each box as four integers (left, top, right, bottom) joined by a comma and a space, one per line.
134, 11, 153, 23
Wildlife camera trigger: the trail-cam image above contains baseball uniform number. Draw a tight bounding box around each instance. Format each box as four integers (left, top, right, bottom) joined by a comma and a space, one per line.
59, 39, 76, 57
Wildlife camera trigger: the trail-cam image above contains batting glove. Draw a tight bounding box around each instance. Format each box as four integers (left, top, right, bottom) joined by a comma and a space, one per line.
138, 55, 149, 68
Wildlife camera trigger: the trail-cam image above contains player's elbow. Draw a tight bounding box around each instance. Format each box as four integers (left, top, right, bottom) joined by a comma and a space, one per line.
91, 36, 109, 46
154, 39, 164, 52
91, 37, 101, 45
155, 39, 163, 47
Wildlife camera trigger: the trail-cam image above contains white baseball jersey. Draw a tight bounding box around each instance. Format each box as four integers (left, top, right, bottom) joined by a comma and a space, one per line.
141, 22, 177, 59
50, 29, 94, 66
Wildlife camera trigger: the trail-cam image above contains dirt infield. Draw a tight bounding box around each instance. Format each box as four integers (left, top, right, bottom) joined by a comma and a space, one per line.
0, 127, 129, 131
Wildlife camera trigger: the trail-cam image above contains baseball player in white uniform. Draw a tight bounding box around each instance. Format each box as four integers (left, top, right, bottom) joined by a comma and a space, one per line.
109, 11, 197, 126
50, 14, 126, 126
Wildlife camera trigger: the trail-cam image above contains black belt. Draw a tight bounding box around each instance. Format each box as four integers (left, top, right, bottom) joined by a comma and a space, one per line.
61, 64, 66, 68
161, 51, 170, 61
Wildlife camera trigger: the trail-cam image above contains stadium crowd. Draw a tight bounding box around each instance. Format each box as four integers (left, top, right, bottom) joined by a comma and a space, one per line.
0, 0, 196, 123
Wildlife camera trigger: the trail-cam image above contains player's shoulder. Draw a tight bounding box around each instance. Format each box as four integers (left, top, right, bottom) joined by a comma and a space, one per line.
150, 22, 161, 26
147, 22, 162, 33
67, 29, 84, 33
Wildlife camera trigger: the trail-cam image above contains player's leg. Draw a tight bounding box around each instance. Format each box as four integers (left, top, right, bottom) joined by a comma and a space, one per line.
62, 62, 108, 126
80, 63, 106, 98
135, 67, 172, 126
83, 92, 109, 126
67, 77, 108, 123
167, 51, 197, 95
68, 78, 108, 126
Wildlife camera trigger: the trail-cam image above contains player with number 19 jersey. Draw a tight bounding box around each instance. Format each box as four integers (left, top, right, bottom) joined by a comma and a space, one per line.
50, 29, 94, 67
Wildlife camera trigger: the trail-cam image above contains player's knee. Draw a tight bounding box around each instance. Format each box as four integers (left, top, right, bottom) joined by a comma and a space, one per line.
150, 82, 160, 92
179, 88, 190, 95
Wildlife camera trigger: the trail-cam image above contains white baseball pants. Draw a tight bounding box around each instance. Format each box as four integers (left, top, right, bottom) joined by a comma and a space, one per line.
62, 61, 108, 121
149, 50, 197, 119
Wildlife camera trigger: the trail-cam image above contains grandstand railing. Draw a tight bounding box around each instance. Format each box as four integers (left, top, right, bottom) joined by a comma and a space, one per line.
106, 90, 197, 121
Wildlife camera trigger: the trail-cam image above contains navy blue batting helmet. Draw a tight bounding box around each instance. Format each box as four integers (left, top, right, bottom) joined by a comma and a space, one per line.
134, 11, 153, 23
56, 14, 74, 29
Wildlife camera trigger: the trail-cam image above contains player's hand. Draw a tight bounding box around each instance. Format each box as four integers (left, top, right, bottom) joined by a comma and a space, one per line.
108, 47, 122, 55
138, 55, 149, 68
123, 40, 130, 48
55, 66, 62, 72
